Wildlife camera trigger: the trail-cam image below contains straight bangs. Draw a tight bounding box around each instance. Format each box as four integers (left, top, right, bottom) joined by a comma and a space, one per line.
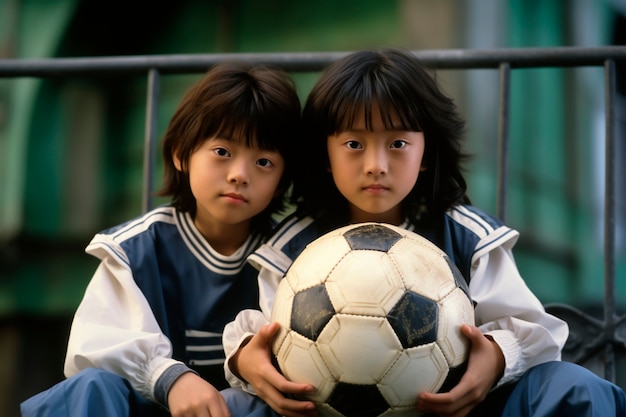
212, 112, 260, 149
208, 101, 269, 151
325, 68, 423, 135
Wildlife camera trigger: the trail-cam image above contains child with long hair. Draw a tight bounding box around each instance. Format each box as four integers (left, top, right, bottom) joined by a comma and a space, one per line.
21, 61, 301, 417
223, 49, 626, 417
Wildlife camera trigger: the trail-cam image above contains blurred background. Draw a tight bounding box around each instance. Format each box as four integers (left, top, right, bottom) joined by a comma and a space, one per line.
1, 0, 625, 415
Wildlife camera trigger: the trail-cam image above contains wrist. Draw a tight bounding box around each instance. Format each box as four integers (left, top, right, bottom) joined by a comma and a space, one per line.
229, 335, 253, 382
484, 334, 505, 383
155, 363, 197, 409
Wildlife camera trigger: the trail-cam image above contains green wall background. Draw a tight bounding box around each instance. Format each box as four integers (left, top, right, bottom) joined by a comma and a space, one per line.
1, 0, 622, 314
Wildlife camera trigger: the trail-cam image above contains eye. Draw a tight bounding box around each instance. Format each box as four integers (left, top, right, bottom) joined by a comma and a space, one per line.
346, 140, 362, 150
390, 139, 407, 149
257, 158, 273, 168
214, 147, 230, 157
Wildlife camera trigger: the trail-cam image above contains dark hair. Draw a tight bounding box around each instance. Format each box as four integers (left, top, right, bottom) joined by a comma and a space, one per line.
158, 61, 301, 235
292, 48, 470, 225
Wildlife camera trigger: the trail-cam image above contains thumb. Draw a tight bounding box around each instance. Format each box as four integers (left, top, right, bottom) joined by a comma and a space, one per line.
460, 324, 483, 345
258, 322, 281, 343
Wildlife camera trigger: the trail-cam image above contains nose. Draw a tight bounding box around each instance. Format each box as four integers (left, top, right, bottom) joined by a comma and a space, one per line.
365, 147, 387, 176
228, 160, 249, 185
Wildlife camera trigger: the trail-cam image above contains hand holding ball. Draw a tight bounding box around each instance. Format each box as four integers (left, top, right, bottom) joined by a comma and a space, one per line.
271, 223, 475, 417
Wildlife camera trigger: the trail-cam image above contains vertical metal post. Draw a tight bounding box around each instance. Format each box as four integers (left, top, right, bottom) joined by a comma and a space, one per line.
603, 59, 617, 382
142, 68, 160, 213
497, 62, 511, 222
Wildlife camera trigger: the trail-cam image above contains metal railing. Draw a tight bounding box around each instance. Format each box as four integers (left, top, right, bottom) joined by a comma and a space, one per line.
1, 45, 625, 383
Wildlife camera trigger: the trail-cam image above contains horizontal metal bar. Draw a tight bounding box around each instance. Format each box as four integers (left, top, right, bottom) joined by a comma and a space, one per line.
1, 46, 625, 77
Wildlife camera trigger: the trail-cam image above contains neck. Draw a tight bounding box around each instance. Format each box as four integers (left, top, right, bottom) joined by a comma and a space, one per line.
349, 207, 403, 226
194, 217, 252, 256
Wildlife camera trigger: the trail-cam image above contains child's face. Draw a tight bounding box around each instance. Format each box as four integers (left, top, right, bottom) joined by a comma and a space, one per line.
327, 105, 425, 225
176, 136, 284, 231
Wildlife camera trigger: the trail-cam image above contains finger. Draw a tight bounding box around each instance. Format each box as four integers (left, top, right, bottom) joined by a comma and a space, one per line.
271, 398, 318, 417
252, 369, 314, 408
260, 321, 281, 340
418, 390, 455, 406
262, 325, 316, 394
460, 324, 483, 345
261, 387, 316, 417
207, 396, 231, 417
253, 322, 278, 348
259, 372, 316, 415
266, 373, 316, 400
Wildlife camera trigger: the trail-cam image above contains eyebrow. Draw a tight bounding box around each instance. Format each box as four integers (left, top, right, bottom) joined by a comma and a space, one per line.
337, 127, 415, 133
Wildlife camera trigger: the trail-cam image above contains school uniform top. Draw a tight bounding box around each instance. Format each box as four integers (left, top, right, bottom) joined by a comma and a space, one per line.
64, 206, 261, 406
223, 204, 568, 392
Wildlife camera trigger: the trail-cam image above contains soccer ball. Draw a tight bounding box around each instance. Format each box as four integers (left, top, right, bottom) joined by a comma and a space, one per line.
271, 222, 474, 417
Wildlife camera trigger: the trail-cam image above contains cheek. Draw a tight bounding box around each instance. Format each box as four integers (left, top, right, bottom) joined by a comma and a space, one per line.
264, 171, 285, 198
189, 164, 212, 187
186, 172, 205, 199
330, 170, 353, 197
327, 151, 351, 177
326, 142, 344, 168
398, 158, 423, 189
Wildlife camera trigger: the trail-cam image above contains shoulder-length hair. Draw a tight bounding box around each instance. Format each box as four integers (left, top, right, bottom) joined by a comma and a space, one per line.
158, 61, 301, 235
292, 48, 470, 225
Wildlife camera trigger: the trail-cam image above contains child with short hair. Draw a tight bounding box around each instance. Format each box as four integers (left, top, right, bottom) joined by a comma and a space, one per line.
21, 61, 301, 417
223, 49, 626, 417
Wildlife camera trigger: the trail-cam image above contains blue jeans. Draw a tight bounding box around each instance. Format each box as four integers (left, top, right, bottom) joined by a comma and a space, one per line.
20, 362, 626, 417
19, 368, 262, 417
500, 361, 626, 417
21, 368, 169, 417
224, 361, 626, 417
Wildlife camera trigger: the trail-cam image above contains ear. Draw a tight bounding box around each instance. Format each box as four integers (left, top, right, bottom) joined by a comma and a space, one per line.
420, 165, 428, 172
172, 149, 183, 171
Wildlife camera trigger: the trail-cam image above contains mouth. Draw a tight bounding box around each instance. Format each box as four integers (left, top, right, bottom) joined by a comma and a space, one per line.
363, 184, 389, 193
222, 192, 247, 203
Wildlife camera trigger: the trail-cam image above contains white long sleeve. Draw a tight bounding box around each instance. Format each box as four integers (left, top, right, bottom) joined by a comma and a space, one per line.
223, 211, 569, 389
223, 266, 279, 392
67, 206, 263, 404
64, 245, 181, 402
470, 244, 567, 385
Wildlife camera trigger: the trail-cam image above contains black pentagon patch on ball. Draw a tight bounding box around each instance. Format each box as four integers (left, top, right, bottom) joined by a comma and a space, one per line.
387, 291, 438, 348
291, 285, 335, 341
343, 224, 402, 252
327, 382, 388, 417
